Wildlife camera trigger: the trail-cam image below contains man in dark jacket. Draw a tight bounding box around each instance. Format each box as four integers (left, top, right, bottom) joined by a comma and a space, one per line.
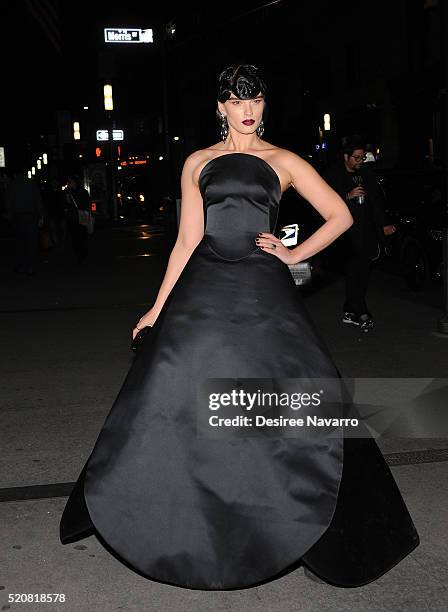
323, 136, 396, 331
5, 168, 44, 275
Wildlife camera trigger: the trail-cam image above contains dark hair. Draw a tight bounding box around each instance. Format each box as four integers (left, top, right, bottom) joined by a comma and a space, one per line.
341, 134, 366, 156
217, 64, 267, 103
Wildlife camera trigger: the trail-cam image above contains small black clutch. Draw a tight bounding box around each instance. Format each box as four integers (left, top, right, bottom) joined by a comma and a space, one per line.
130, 325, 154, 353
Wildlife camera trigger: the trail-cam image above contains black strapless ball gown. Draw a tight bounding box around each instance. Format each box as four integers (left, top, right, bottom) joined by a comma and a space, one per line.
60, 153, 419, 589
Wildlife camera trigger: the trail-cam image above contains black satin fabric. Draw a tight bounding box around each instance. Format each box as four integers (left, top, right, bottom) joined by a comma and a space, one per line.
60, 153, 419, 589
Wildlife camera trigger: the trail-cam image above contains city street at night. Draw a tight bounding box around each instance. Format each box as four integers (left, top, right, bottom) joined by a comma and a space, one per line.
1, 1, 448, 610
1, 224, 448, 610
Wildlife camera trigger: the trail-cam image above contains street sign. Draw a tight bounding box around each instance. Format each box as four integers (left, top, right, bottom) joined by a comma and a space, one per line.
96, 130, 124, 141
0, 147, 5, 168
104, 28, 153, 44
97, 130, 109, 141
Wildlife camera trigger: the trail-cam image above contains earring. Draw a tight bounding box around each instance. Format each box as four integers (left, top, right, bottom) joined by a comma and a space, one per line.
220, 113, 229, 141
256, 120, 265, 138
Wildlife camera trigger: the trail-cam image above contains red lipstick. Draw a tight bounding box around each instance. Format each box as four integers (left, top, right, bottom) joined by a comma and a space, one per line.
242, 119, 255, 126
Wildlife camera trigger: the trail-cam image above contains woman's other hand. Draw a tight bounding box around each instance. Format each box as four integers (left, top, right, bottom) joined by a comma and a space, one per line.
132, 308, 159, 340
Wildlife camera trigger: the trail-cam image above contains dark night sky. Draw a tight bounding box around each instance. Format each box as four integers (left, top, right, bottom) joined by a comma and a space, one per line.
1, 0, 442, 173
2, 0, 272, 166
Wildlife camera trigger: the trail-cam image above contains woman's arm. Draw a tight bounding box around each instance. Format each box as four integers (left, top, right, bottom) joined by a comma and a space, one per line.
258, 152, 353, 264
133, 152, 205, 334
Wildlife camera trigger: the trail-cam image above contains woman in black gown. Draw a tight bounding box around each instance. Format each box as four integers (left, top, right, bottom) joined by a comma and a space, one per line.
60, 64, 419, 590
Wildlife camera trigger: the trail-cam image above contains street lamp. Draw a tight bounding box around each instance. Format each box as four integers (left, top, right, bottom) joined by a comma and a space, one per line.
73, 121, 81, 140
42, 153, 48, 165
37, 159, 42, 170
324, 113, 331, 131
27, 170, 32, 179
104, 84, 113, 111
31, 166, 36, 175
103, 83, 118, 220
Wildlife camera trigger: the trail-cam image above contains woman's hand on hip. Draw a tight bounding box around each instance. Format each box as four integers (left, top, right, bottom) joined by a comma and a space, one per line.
255, 233, 296, 265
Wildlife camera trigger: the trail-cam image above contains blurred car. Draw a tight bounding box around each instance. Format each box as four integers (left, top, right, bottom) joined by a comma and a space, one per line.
153, 195, 172, 224
374, 168, 445, 290
117, 175, 151, 221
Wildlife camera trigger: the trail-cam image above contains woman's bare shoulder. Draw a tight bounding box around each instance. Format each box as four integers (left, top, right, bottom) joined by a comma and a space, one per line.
185, 143, 225, 163
271, 147, 318, 176
184, 145, 222, 168
267, 146, 306, 165
183, 144, 225, 183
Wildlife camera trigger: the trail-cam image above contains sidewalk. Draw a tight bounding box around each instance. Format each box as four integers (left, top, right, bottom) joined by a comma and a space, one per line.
1, 225, 447, 611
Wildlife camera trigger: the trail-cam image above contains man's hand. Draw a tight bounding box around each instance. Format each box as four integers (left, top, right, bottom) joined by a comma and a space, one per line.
383, 224, 396, 236
347, 186, 366, 199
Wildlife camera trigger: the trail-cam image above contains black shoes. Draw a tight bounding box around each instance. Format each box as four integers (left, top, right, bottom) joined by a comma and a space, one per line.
342, 311, 374, 333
